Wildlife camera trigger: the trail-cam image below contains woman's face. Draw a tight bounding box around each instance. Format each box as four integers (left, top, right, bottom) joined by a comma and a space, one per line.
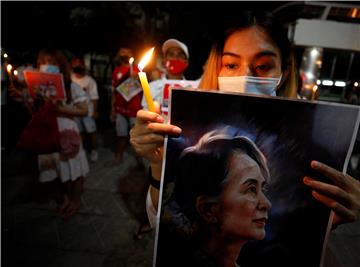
219, 26, 282, 78
217, 151, 271, 241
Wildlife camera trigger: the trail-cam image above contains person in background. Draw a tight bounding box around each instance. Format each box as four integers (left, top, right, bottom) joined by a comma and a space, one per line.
111, 47, 143, 164
130, 10, 360, 234
141, 38, 197, 113
71, 57, 99, 162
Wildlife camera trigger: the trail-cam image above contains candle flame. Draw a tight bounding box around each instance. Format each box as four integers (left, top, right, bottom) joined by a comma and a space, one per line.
129, 57, 134, 65
7, 64, 13, 72
14, 70, 18, 76
138, 47, 154, 71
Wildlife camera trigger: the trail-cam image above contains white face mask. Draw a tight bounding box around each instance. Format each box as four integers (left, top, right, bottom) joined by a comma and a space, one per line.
218, 75, 282, 96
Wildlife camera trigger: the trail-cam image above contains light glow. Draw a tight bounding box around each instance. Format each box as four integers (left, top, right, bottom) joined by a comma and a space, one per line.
322, 80, 334, 86
334, 81, 346, 87
138, 47, 154, 71
6, 64, 13, 73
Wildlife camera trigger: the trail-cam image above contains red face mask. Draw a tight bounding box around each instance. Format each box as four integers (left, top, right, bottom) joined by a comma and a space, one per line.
165, 59, 188, 75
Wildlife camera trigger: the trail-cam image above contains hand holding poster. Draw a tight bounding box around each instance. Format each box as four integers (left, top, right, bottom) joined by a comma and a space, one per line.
154, 89, 360, 267
23, 70, 66, 100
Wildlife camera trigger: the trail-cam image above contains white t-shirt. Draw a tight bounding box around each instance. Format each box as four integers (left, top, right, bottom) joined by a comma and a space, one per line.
141, 77, 199, 113
71, 73, 98, 116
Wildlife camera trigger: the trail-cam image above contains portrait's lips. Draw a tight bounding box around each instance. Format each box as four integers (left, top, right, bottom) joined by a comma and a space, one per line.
253, 218, 267, 227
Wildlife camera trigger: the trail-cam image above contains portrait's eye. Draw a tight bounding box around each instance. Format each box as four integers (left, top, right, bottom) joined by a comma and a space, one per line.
246, 185, 258, 195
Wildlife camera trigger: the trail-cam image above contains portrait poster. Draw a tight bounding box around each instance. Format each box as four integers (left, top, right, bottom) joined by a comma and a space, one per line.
24, 70, 66, 100
154, 89, 360, 267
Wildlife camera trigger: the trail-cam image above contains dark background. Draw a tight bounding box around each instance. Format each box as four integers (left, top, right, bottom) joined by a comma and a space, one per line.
2, 1, 294, 79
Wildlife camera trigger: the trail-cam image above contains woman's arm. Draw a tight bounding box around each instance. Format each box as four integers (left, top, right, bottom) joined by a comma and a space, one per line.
303, 160, 360, 229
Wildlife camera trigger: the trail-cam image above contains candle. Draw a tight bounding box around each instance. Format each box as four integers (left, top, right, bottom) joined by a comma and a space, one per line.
312, 85, 318, 100
129, 57, 134, 77
6, 64, 14, 85
138, 47, 155, 112
6, 64, 13, 74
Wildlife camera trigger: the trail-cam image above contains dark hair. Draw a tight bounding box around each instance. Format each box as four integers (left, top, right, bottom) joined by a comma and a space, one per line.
219, 11, 291, 72
199, 10, 298, 97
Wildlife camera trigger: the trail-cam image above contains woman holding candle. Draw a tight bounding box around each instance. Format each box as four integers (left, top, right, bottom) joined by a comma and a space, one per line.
130, 10, 360, 238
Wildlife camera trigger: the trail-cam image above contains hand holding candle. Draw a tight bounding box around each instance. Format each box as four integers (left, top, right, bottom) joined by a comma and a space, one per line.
138, 47, 155, 112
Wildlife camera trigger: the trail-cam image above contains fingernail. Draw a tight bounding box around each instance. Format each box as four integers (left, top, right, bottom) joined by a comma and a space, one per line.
156, 116, 164, 123
311, 160, 320, 168
172, 126, 182, 134
303, 176, 311, 185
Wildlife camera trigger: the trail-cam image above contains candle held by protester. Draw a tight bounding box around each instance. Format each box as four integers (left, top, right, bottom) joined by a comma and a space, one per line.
129, 57, 134, 77
138, 47, 155, 112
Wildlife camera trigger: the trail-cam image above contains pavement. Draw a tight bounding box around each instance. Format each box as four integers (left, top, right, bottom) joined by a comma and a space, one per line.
3, 128, 360, 267
3, 128, 154, 267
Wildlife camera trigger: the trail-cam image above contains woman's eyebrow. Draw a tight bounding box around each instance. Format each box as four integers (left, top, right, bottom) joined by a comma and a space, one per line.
222, 52, 241, 58
254, 51, 278, 60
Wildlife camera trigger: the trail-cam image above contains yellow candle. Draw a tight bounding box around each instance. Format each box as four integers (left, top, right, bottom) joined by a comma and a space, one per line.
138, 47, 155, 112
6, 64, 13, 74
6, 64, 14, 85
129, 57, 134, 77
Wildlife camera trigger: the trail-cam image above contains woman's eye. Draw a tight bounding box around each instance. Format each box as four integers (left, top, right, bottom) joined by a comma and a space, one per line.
224, 63, 237, 70
255, 64, 270, 71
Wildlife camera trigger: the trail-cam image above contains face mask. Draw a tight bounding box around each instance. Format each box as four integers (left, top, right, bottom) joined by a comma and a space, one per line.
165, 59, 188, 75
39, 64, 60, 74
73, 66, 86, 75
218, 75, 282, 96
119, 56, 130, 63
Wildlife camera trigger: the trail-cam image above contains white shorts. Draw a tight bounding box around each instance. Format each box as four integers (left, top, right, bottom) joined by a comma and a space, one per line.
75, 116, 97, 133
116, 114, 136, 137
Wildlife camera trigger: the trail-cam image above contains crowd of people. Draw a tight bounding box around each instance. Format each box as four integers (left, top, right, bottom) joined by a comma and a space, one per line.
2, 8, 360, 267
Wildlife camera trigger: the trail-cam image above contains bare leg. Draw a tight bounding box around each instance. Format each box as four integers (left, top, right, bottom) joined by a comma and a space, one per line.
62, 176, 84, 219
114, 136, 128, 163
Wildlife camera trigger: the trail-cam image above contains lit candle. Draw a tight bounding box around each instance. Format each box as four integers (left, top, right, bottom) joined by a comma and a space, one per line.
6, 64, 14, 85
138, 47, 155, 112
129, 57, 134, 77
6, 64, 13, 74
312, 85, 318, 100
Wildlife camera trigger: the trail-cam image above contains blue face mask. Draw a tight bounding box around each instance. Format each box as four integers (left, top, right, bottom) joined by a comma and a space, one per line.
218, 75, 282, 96
39, 64, 60, 74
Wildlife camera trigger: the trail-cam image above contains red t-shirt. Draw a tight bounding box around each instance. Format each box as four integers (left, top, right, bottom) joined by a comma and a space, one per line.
112, 65, 142, 118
